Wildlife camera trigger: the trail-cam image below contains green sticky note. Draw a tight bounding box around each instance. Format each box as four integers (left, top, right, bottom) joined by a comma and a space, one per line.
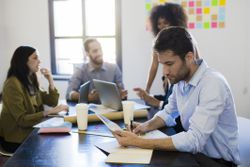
204, 22, 210, 29
146, 3, 151, 11
212, 0, 218, 6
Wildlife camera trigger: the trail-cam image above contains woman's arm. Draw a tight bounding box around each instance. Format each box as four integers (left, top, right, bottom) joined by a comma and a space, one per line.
146, 53, 159, 93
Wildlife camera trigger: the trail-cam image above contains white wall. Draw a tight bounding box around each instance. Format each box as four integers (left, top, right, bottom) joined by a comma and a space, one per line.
0, 0, 250, 118
0, 1, 6, 91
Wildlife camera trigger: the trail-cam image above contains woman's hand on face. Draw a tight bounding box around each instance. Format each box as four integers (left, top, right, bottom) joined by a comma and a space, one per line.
40, 68, 53, 81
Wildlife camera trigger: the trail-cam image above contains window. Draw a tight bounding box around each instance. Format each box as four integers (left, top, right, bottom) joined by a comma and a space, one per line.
48, 0, 121, 76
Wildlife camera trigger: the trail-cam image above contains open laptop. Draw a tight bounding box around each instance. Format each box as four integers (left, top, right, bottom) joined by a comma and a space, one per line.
93, 79, 123, 111
78, 81, 90, 103
93, 79, 150, 112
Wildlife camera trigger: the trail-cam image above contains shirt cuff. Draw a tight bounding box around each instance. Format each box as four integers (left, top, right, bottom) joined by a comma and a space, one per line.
154, 110, 176, 127
158, 101, 164, 109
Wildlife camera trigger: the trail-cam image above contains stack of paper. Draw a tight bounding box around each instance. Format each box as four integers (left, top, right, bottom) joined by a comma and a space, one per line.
33, 117, 72, 134
96, 139, 153, 164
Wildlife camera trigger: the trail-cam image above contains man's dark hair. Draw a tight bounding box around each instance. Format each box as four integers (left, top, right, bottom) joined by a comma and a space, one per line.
154, 27, 194, 60
150, 3, 188, 36
7, 46, 39, 95
84, 38, 99, 52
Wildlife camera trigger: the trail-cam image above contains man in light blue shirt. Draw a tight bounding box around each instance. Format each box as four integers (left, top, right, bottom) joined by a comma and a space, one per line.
113, 27, 240, 166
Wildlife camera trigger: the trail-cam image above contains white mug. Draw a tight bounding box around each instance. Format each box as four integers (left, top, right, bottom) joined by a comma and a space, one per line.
76, 103, 88, 130
122, 101, 135, 130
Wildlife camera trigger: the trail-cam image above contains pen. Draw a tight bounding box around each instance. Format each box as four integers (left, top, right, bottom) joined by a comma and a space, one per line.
130, 120, 133, 132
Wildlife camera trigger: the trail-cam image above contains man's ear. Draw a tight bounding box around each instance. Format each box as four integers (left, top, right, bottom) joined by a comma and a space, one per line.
185, 52, 195, 65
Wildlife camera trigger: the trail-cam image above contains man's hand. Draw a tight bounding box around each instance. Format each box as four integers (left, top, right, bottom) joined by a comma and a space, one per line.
113, 130, 140, 147
88, 89, 99, 102
133, 87, 160, 107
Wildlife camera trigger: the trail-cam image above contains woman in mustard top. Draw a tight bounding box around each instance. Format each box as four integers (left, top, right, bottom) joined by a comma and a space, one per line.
0, 46, 68, 153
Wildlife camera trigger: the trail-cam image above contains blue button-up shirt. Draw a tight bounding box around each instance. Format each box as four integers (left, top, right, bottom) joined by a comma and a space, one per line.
155, 60, 240, 164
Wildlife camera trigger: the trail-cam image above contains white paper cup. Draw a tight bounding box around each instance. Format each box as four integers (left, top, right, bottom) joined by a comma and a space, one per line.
122, 101, 135, 129
76, 103, 88, 130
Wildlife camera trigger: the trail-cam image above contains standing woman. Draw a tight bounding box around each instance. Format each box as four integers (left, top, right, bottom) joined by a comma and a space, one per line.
0, 46, 68, 153
145, 3, 188, 93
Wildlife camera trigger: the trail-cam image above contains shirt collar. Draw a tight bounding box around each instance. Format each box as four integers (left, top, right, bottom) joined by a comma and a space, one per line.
188, 59, 208, 87
88, 62, 106, 72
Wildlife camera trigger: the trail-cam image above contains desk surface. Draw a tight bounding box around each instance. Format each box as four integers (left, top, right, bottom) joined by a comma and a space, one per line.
4, 120, 199, 167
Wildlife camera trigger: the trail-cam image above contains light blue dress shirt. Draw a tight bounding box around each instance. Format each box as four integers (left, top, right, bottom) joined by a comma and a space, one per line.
155, 59, 240, 164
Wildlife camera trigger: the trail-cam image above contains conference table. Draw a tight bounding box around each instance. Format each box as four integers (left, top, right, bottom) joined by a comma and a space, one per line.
4, 102, 200, 167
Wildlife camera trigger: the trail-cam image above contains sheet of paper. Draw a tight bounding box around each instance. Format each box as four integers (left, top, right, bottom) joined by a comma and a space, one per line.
33, 117, 65, 128
89, 104, 116, 114
95, 139, 153, 164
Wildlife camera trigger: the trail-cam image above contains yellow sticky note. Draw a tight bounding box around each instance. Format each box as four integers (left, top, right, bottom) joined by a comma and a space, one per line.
203, 7, 210, 14
219, 0, 226, 6
159, 0, 166, 4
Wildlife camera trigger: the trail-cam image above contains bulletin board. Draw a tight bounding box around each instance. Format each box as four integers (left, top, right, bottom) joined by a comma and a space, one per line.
145, 0, 226, 29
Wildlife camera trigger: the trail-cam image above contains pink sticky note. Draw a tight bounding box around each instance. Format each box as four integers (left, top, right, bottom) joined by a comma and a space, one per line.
189, 1, 194, 7
189, 23, 195, 29
212, 22, 217, 28
196, 8, 202, 14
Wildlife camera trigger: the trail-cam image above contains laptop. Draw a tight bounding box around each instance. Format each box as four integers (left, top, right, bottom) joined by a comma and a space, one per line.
93, 79, 123, 111
93, 79, 150, 112
78, 81, 90, 103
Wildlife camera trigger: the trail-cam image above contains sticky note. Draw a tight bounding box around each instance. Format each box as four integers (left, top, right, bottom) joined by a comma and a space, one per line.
203, 7, 210, 14
211, 14, 218, 21
189, 1, 194, 7
146, 3, 151, 11
211, 22, 217, 28
196, 1, 202, 7
196, 23, 203, 29
219, 22, 225, 28
160, 0, 166, 4
181, 1, 187, 7
204, 0, 210, 7
196, 8, 202, 14
189, 8, 195, 14
204, 22, 210, 29
196, 15, 202, 22
188, 23, 195, 29
212, 0, 218, 6
219, 0, 226, 6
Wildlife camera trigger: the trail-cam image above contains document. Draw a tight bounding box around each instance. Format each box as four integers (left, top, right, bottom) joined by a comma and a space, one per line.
33, 117, 72, 134
95, 114, 168, 164
95, 139, 153, 164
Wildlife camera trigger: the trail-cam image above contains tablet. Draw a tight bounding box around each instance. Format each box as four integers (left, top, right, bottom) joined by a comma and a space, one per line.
79, 81, 90, 103
93, 79, 123, 111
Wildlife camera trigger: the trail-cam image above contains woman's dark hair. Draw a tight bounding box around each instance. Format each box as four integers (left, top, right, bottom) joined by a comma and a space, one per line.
7, 46, 39, 95
154, 27, 194, 60
150, 3, 188, 36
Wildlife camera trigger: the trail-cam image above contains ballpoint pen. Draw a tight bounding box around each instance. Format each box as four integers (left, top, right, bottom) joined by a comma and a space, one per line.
130, 120, 133, 132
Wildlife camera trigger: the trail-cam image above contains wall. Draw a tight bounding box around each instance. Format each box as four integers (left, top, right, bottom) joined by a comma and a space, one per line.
0, 0, 249, 118
0, 1, 6, 91
0, 0, 52, 94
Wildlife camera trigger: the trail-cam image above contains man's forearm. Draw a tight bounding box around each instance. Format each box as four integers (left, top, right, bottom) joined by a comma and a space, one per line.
147, 116, 166, 131
136, 137, 176, 151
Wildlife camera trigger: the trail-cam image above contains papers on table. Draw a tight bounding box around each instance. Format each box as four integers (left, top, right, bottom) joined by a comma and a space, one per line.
33, 117, 72, 134
95, 139, 153, 164
88, 102, 150, 115
95, 129, 168, 164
